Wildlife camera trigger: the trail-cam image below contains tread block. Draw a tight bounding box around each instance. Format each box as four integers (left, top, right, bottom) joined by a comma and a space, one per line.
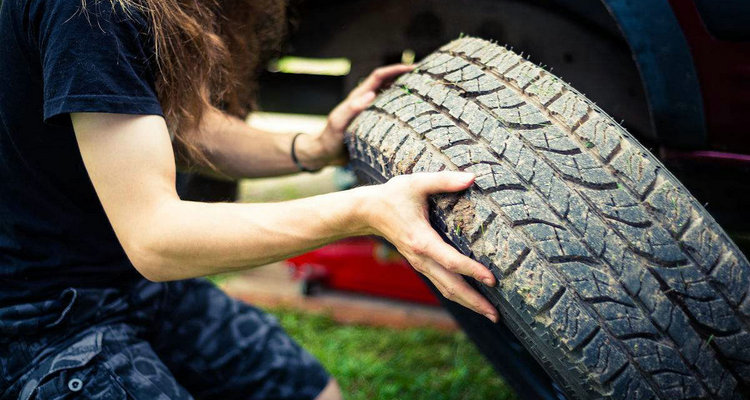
547, 290, 599, 351
682, 224, 724, 269
493, 102, 550, 126
411, 150, 432, 173
469, 44, 507, 66
583, 188, 651, 227
472, 218, 528, 277
609, 145, 659, 197
548, 91, 589, 128
476, 89, 526, 111
489, 190, 558, 230
378, 124, 408, 161
446, 37, 486, 56
715, 332, 750, 382
595, 301, 659, 339
424, 126, 471, 149
452, 192, 495, 243
393, 100, 433, 121
710, 253, 749, 307
544, 152, 617, 187
465, 163, 523, 192
354, 111, 384, 143
576, 114, 623, 162
420, 53, 462, 75
627, 339, 705, 399
524, 74, 565, 106
533, 225, 590, 261
610, 365, 657, 400
558, 262, 632, 307
372, 89, 404, 109
505, 62, 543, 89
582, 188, 685, 264
444, 64, 484, 86
482, 49, 523, 74
510, 256, 563, 313
392, 138, 426, 174
366, 117, 397, 147
442, 144, 473, 168
522, 126, 580, 154
644, 180, 692, 237
581, 330, 629, 385
381, 93, 421, 115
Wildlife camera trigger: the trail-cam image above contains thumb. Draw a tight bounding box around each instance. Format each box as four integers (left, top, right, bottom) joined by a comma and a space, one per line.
416, 171, 475, 195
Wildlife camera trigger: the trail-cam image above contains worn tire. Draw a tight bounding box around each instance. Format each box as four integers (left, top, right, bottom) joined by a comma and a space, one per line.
345, 37, 750, 400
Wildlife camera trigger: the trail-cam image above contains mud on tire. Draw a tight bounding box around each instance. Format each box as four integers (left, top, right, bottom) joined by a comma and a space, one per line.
345, 37, 750, 400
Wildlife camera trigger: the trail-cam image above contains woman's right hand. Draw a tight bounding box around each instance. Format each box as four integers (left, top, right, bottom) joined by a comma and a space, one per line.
361, 172, 499, 322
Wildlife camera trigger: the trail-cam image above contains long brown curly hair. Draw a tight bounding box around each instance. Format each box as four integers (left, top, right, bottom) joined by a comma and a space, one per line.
84, 0, 289, 164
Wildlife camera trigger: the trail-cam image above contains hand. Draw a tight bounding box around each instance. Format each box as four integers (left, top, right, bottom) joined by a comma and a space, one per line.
295, 64, 415, 170
363, 171, 499, 322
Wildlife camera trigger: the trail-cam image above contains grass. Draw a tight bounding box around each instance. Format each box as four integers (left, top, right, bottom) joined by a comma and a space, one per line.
268, 308, 517, 400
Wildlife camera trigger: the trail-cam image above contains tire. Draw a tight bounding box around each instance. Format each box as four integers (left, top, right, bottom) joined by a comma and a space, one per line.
345, 37, 750, 400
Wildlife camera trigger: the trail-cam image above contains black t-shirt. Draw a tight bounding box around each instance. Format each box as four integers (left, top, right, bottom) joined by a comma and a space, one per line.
0, 0, 162, 320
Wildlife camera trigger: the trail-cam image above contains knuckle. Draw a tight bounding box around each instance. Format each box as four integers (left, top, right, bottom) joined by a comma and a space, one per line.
444, 284, 458, 300
443, 260, 458, 273
409, 238, 429, 257
409, 257, 425, 272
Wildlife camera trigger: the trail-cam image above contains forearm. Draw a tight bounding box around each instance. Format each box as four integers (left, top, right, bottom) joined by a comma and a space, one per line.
185, 109, 327, 178
133, 186, 373, 281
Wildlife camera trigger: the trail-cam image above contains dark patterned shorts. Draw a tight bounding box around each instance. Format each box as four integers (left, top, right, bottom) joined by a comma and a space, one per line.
0, 279, 329, 399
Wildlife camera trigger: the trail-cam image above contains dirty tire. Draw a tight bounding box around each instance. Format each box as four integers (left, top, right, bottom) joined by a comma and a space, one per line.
345, 37, 750, 400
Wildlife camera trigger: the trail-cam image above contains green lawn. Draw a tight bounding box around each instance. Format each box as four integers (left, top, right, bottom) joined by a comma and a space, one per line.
268, 308, 517, 400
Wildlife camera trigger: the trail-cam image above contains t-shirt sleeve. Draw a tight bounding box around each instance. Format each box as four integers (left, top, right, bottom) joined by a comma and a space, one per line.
34, 0, 163, 123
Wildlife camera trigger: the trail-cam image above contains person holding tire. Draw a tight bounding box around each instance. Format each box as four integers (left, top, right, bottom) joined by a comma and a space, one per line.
0, 0, 499, 399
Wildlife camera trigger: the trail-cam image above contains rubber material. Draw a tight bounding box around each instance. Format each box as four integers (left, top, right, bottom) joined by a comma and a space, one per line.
353, 161, 564, 400
345, 37, 750, 400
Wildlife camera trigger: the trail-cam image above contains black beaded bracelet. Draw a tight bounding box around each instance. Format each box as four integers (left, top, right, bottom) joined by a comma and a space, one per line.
290, 132, 320, 173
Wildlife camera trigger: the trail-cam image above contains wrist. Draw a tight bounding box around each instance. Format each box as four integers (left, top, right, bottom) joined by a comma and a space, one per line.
293, 133, 329, 171
346, 185, 380, 237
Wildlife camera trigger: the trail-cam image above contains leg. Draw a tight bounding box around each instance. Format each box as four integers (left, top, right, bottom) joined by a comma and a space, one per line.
9, 322, 193, 400
315, 379, 343, 400
150, 279, 332, 400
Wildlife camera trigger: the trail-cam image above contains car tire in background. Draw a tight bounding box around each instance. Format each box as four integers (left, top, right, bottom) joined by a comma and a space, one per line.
346, 37, 750, 400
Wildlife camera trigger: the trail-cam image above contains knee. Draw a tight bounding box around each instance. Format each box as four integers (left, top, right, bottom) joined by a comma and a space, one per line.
314, 378, 343, 400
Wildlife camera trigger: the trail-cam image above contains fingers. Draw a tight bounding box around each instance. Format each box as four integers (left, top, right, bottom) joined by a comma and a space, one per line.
328, 90, 376, 132
351, 64, 415, 98
404, 223, 497, 321
422, 233, 496, 287
412, 171, 476, 195
420, 259, 498, 322
327, 64, 413, 132
352, 90, 376, 110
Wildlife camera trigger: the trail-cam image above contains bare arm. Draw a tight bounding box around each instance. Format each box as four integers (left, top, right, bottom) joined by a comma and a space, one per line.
71, 112, 499, 322
181, 65, 414, 178
179, 109, 316, 178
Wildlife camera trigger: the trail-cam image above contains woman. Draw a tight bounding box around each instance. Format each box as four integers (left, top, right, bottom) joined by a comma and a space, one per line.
0, 0, 499, 398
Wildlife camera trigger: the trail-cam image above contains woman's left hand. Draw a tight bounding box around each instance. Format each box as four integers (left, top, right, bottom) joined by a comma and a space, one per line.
296, 64, 414, 170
